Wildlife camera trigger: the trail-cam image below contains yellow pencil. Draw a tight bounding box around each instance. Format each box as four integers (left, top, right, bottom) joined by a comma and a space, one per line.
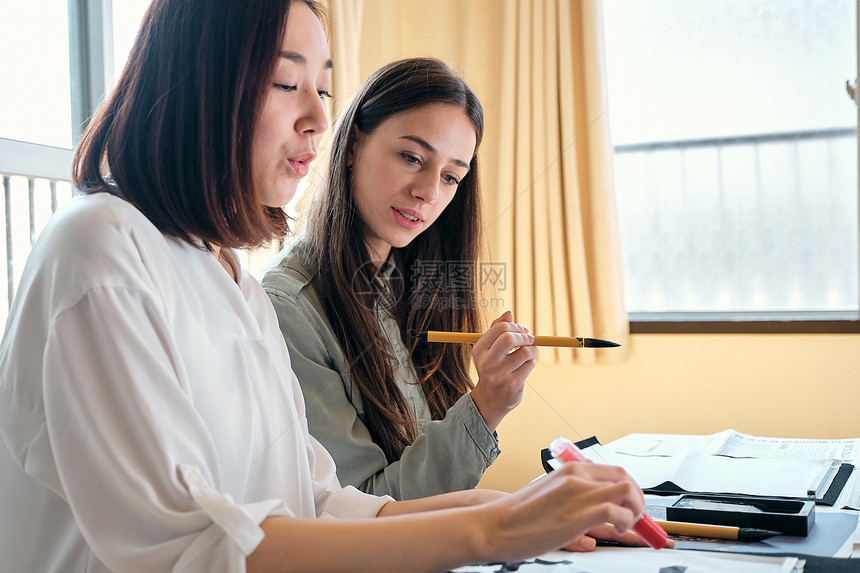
655, 521, 780, 541
419, 331, 620, 348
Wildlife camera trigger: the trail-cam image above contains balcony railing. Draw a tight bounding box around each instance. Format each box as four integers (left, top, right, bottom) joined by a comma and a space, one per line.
0, 138, 76, 323
0, 137, 279, 328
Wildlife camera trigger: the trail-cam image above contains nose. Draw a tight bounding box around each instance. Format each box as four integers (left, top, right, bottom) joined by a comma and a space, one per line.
295, 88, 329, 138
411, 170, 440, 205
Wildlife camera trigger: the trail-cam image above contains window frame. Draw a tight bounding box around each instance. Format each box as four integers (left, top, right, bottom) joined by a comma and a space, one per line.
623, 0, 860, 334
68, 0, 113, 145
630, 315, 860, 334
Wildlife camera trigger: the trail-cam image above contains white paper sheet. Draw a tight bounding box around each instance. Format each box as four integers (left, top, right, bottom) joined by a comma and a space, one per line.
608, 430, 860, 463
584, 430, 860, 498
449, 548, 800, 573
581, 445, 827, 497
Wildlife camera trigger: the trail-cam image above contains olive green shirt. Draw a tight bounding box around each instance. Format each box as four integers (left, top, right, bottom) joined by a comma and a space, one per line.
261, 241, 500, 500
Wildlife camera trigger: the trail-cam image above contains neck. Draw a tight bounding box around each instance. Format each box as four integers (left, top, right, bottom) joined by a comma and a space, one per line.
212, 245, 238, 283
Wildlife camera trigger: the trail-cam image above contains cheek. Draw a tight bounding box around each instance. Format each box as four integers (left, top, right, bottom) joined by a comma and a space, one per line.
251, 131, 276, 174
361, 154, 405, 188
426, 191, 458, 226
440, 189, 459, 213
350, 181, 377, 226
256, 108, 293, 154
349, 172, 368, 205
352, 166, 391, 210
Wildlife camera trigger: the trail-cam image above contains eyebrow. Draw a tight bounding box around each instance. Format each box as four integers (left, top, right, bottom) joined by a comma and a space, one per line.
279, 50, 334, 69
399, 135, 471, 170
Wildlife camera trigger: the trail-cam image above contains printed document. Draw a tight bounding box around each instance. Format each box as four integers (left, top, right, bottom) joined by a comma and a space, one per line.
608, 429, 860, 463
567, 429, 860, 498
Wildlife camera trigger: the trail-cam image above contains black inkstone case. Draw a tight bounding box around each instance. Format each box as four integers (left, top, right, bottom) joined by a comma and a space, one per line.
666, 494, 816, 536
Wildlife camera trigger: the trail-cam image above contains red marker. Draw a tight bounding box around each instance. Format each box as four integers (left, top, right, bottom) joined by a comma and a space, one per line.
548, 437, 668, 550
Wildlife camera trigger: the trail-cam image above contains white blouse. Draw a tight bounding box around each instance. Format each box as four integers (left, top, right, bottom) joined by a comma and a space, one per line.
0, 193, 389, 573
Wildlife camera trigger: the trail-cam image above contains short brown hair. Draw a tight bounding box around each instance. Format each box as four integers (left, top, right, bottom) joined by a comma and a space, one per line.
73, 0, 320, 249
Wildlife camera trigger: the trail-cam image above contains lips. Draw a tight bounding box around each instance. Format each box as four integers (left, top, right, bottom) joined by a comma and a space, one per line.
287, 151, 316, 178
391, 207, 423, 230
393, 207, 423, 222
290, 151, 317, 163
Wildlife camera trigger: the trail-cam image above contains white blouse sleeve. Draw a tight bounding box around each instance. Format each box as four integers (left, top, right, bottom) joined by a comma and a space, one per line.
40, 286, 285, 572
284, 359, 394, 520
303, 431, 393, 521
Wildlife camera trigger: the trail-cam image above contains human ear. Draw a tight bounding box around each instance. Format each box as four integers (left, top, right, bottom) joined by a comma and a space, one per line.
347, 124, 365, 167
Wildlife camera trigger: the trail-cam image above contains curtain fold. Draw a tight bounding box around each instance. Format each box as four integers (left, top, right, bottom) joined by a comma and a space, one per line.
325, 0, 364, 107
318, 0, 629, 364
493, 0, 629, 363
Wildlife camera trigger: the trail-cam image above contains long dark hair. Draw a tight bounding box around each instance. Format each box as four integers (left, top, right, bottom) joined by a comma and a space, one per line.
305, 58, 485, 461
73, 0, 320, 249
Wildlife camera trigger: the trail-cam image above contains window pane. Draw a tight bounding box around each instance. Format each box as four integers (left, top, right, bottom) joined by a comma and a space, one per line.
112, 0, 153, 83
604, 0, 858, 315
0, 1, 72, 148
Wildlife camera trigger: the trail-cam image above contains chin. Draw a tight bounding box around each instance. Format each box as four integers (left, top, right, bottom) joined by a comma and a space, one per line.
392, 237, 418, 249
260, 183, 299, 208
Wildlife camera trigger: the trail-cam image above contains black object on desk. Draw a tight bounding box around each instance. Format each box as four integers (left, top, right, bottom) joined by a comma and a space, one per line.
785, 556, 860, 573
666, 494, 816, 536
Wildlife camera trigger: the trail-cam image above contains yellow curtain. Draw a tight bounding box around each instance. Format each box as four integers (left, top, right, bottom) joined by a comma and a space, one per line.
323, 0, 364, 106
494, 0, 628, 364
320, 0, 629, 364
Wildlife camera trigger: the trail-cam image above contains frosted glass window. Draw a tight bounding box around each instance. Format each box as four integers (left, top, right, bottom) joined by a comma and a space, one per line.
604, 0, 858, 317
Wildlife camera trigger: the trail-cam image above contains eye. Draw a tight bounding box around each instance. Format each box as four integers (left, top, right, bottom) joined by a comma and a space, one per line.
273, 83, 296, 92
400, 153, 421, 166
317, 90, 332, 100
443, 174, 461, 187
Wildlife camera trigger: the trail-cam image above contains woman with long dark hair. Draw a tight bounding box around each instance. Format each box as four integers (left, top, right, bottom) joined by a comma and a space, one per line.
263, 58, 538, 499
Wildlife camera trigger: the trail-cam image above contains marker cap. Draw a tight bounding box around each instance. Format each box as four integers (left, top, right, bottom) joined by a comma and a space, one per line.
548, 437, 668, 550
632, 513, 669, 549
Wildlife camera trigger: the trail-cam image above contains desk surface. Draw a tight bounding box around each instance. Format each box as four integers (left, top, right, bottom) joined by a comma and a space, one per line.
484, 431, 860, 573
449, 550, 860, 573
